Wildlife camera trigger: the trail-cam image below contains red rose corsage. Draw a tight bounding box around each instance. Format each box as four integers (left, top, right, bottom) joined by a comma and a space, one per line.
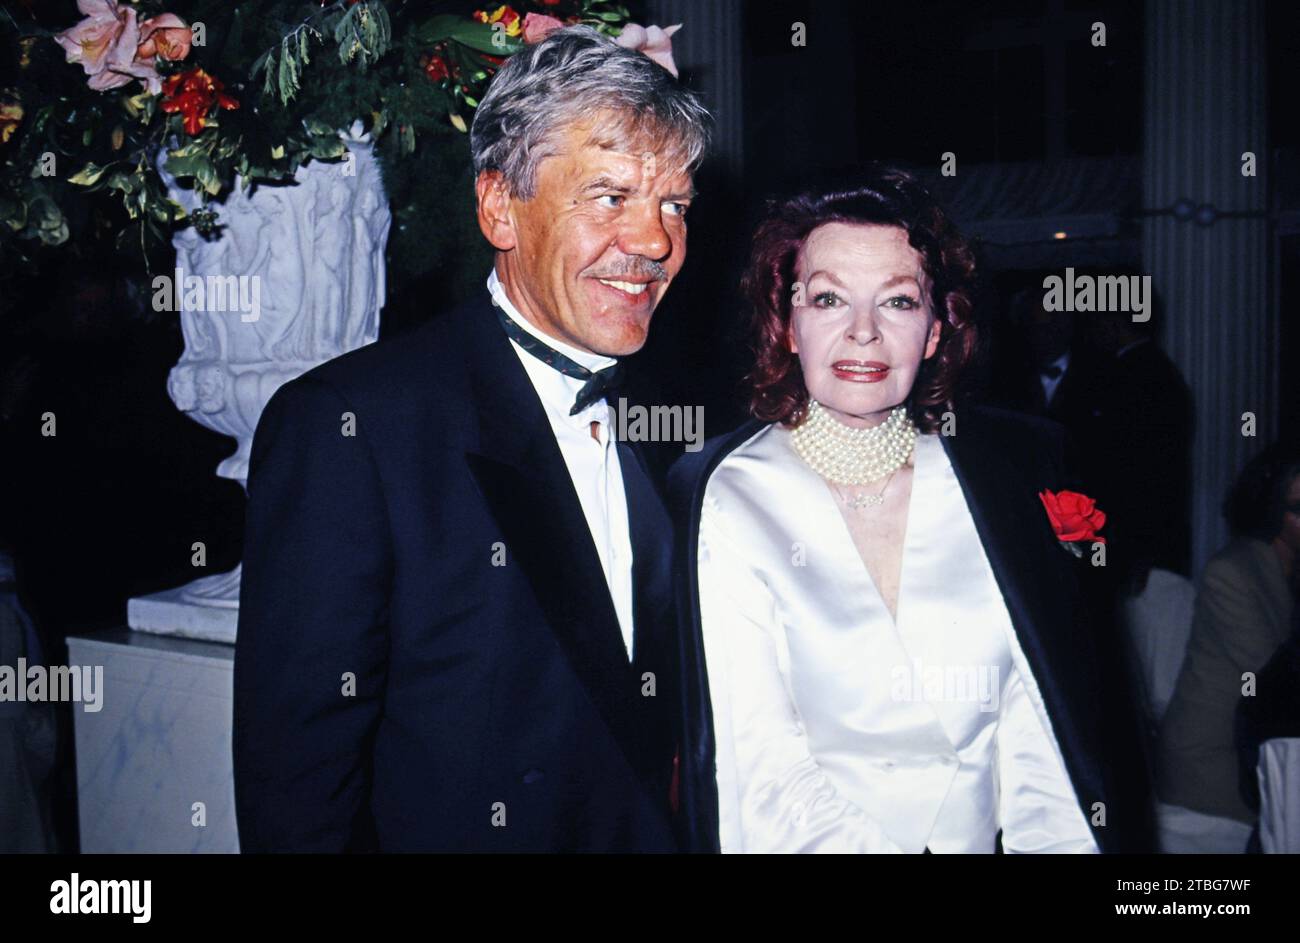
1038, 489, 1106, 558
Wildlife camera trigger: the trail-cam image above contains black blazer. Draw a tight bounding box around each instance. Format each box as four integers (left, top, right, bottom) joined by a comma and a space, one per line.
1078, 341, 1193, 579
667, 405, 1147, 853
233, 292, 679, 852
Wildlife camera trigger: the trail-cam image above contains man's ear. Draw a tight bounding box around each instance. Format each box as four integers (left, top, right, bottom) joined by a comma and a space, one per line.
475, 170, 517, 251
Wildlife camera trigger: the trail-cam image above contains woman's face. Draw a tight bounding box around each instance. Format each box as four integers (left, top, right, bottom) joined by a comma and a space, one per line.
789, 222, 942, 429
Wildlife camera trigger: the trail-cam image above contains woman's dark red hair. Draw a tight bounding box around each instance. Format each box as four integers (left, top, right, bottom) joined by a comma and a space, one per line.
742, 165, 978, 432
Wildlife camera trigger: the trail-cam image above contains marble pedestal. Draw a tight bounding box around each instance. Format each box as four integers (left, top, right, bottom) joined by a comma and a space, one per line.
127, 584, 238, 644
66, 630, 239, 853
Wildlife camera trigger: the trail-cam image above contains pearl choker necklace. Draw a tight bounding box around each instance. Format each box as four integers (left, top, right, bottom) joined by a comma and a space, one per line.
790, 400, 916, 485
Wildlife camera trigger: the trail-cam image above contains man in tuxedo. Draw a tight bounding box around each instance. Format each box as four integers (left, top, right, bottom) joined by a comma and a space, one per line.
996, 282, 1098, 434
233, 26, 711, 852
1080, 301, 1193, 588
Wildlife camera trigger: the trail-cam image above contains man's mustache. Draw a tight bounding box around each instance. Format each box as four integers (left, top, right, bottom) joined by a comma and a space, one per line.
584, 260, 668, 282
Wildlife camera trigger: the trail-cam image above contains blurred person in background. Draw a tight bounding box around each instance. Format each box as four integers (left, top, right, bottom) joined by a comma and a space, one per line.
1079, 294, 1193, 593
1159, 444, 1300, 832
1238, 607, 1300, 852
0, 537, 58, 853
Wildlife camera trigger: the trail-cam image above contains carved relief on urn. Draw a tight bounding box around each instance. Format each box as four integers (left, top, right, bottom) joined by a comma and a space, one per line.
129, 130, 391, 643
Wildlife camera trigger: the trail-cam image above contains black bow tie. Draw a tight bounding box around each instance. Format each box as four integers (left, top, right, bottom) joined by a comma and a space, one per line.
494, 301, 624, 415
1040, 364, 1064, 380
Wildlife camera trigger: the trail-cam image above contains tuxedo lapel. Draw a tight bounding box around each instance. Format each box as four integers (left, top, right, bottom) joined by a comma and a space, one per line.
940, 410, 1110, 829
619, 439, 678, 794
459, 296, 643, 764
618, 441, 673, 665
939, 422, 1069, 644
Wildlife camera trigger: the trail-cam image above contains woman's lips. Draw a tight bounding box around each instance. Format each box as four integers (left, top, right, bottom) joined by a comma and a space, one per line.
831, 360, 890, 382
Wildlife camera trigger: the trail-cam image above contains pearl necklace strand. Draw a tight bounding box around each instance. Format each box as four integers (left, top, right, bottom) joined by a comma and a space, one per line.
790, 400, 916, 486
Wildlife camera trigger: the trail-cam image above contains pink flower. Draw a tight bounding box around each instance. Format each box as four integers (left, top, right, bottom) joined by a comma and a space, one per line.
522, 12, 565, 45
615, 23, 682, 78
54, 0, 174, 94
138, 13, 192, 63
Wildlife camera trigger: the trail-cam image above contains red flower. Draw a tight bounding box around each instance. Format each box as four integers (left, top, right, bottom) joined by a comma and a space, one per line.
424, 55, 450, 82
160, 67, 238, 136
473, 5, 522, 37
1039, 489, 1107, 544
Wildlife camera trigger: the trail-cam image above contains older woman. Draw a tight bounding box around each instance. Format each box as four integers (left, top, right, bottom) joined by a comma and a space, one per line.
671, 168, 1120, 853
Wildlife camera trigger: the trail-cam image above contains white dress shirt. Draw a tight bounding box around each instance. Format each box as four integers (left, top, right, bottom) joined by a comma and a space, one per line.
698, 424, 1099, 853
486, 269, 636, 660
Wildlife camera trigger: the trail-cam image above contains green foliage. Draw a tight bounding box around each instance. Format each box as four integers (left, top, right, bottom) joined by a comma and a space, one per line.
414, 14, 524, 55
0, 0, 642, 305
335, 0, 392, 70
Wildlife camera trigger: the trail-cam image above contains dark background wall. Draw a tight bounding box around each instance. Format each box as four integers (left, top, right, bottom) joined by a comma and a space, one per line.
7, 0, 1298, 661
1, 0, 1297, 850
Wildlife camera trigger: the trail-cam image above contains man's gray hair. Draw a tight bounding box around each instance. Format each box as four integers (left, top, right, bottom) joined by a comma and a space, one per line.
470, 25, 712, 199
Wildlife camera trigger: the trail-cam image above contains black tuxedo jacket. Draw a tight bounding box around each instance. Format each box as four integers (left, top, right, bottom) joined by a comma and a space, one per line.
667, 404, 1152, 853
1076, 341, 1193, 578
233, 292, 679, 852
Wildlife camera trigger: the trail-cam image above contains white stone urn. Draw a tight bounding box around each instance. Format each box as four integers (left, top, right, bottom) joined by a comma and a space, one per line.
128, 125, 391, 643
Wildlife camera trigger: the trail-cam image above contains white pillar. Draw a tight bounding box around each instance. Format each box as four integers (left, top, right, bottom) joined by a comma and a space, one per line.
646, 0, 744, 187
1143, 0, 1274, 575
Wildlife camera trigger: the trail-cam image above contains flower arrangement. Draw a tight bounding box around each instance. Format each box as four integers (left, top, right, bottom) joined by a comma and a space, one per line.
0, 0, 635, 268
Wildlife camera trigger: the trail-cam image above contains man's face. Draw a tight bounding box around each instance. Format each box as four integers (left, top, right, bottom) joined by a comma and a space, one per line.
478, 115, 695, 357
1027, 305, 1073, 365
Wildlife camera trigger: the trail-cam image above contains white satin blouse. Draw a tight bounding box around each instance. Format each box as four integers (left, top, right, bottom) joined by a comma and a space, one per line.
697, 424, 1099, 854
